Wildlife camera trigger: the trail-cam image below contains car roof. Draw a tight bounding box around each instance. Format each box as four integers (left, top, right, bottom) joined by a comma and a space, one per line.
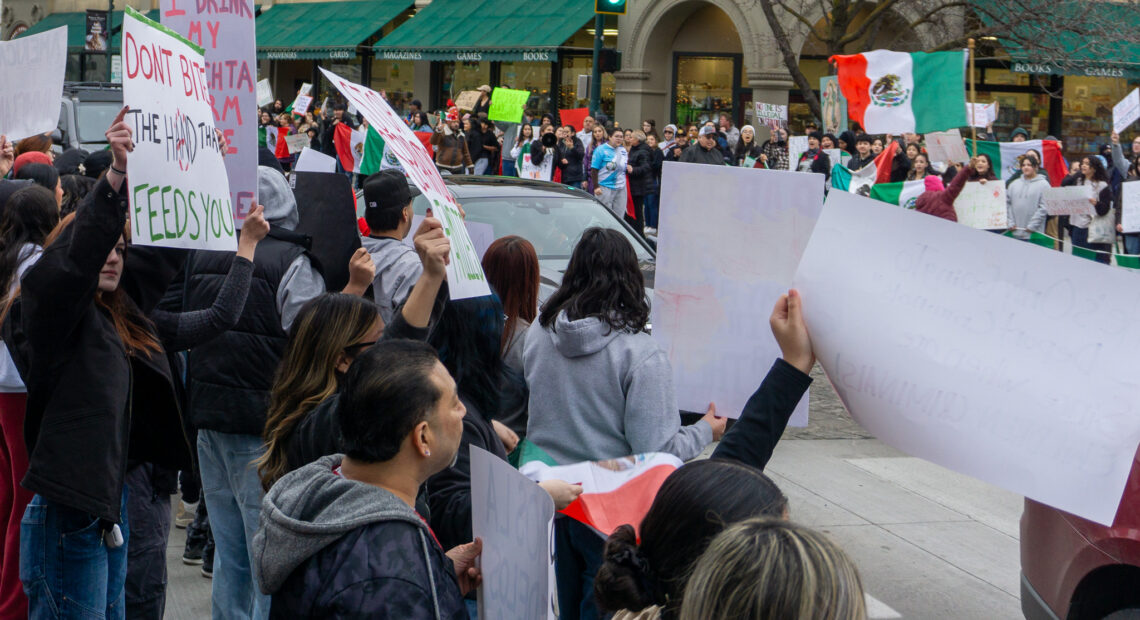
62, 83, 123, 102
433, 176, 593, 200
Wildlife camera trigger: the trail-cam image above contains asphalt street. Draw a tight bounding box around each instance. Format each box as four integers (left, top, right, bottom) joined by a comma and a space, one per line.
164, 365, 1023, 619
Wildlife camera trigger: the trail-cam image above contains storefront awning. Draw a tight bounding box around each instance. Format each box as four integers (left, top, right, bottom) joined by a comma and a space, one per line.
374, 0, 595, 62
257, 0, 412, 60
17, 10, 161, 51
984, 1, 1140, 80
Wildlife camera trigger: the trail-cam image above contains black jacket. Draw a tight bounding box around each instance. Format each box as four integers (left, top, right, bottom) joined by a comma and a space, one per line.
3, 178, 191, 523
627, 142, 655, 197
712, 359, 811, 471
847, 153, 876, 171
555, 138, 586, 185
467, 130, 486, 163
798, 149, 832, 180
649, 146, 664, 192
318, 116, 354, 158
680, 142, 725, 166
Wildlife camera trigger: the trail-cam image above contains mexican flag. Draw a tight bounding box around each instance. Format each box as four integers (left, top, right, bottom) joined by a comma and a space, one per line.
831, 140, 902, 193
870, 179, 926, 209
830, 50, 967, 134
964, 138, 1068, 187
351, 126, 385, 175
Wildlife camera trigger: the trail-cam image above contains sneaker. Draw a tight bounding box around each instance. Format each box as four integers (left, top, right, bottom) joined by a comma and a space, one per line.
182, 544, 204, 566
174, 500, 197, 529
201, 538, 214, 578
200, 564, 213, 579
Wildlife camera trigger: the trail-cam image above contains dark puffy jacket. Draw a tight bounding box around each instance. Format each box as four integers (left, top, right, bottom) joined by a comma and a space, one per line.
627, 142, 655, 197
556, 138, 586, 185
185, 228, 311, 435
680, 143, 726, 166
2, 178, 190, 523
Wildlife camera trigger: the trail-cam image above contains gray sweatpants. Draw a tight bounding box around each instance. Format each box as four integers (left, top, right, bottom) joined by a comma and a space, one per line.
597, 185, 627, 218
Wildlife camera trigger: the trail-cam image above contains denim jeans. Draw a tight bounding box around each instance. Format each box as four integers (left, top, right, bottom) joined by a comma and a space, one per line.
1070, 226, 1112, 265
473, 158, 490, 175
1125, 233, 1140, 256
21, 491, 129, 620
198, 430, 269, 620
644, 192, 660, 228
553, 516, 606, 620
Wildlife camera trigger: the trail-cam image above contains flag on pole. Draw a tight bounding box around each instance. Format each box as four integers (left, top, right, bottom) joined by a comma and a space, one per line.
334, 123, 355, 172
830, 50, 967, 134
964, 138, 1068, 187
351, 126, 385, 175
870, 179, 926, 209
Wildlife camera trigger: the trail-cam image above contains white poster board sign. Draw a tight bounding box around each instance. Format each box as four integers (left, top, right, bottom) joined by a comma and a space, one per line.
470, 446, 556, 620
298, 82, 312, 96
284, 133, 309, 154
1042, 185, 1095, 216
122, 8, 235, 251
966, 102, 997, 128
787, 136, 809, 171
1122, 181, 1140, 234
953, 181, 1007, 229
320, 67, 490, 300
794, 190, 1140, 526
406, 214, 494, 259
294, 147, 336, 174
256, 78, 272, 107
925, 129, 970, 164
0, 27, 67, 141
1113, 88, 1140, 135
652, 162, 819, 423
292, 94, 313, 115
162, 0, 257, 226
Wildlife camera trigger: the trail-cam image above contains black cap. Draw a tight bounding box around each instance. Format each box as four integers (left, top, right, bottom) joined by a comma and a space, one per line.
363, 169, 421, 212
82, 150, 112, 179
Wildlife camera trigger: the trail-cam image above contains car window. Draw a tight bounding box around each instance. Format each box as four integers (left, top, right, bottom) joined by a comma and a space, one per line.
411, 194, 653, 261
76, 102, 121, 142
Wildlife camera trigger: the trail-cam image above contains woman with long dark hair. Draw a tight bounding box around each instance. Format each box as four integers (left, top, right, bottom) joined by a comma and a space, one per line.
1068, 155, 1114, 264
968, 153, 998, 183
732, 125, 763, 167
59, 174, 96, 217
14, 163, 62, 207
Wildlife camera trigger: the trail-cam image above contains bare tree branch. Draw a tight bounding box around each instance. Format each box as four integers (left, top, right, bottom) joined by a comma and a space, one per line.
837, 0, 899, 47
757, 0, 823, 120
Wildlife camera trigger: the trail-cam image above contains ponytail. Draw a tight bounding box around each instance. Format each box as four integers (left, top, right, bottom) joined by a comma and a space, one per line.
594, 524, 662, 613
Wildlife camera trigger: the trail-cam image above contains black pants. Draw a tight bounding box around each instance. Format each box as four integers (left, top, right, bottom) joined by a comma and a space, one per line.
626, 194, 645, 236
125, 464, 173, 620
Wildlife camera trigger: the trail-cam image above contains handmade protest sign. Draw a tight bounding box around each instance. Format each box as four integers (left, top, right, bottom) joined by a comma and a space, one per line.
294, 147, 336, 174
925, 129, 970, 164
454, 90, 480, 111
1113, 88, 1140, 135
284, 133, 309, 154
794, 191, 1140, 526
966, 102, 998, 128
162, 0, 257, 226
320, 67, 491, 300
487, 88, 530, 123
787, 136, 809, 171
292, 95, 313, 116
256, 78, 272, 107
298, 82, 312, 96
652, 162, 819, 423
0, 27, 67, 142
1122, 181, 1140, 234
122, 7, 235, 251
406, 214, 494, 259
1042, 185, 1095, 216
471, 447, 556, 620
754, 102, 788, 135
294, 171, 360, 291
953, 181, 1007, 229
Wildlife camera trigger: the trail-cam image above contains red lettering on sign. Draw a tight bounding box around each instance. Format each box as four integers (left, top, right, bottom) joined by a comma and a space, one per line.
188, 21, 203, 47
164, 0, 186, 17
206, 21, 220, 48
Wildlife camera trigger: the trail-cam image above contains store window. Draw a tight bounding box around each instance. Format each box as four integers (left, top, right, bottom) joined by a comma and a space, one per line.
1062, 75, 1130, 157
441, 61, 492, 105
673, 54, 739, 126
973, 90, 1049, 142
559, 55, 614, 118
371, 59, 416, 113
500, 61, 552, 117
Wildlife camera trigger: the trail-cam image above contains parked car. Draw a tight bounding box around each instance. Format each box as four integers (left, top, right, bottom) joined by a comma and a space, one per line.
55, 82, 123, 154
356, 175, 655, 302
1021, 446, 1140, 619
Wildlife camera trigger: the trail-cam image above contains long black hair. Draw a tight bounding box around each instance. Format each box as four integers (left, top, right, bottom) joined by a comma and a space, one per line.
15, 163, 59, 195
60, 174, 96, 217
429, 294, 504, 418
539, 227, 649, 333
0, 185, 59, 294
1081, 156, 1109, 184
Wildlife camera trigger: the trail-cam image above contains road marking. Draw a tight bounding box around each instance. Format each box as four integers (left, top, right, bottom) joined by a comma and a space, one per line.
866, 593, 902, 619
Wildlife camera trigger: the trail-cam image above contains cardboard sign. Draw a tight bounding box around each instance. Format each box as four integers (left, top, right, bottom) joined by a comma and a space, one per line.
0, 27, 67, 142
292, 94, 313, 115
284, 133, 310, 154
122, 7, 235, 251
454, 90, 481, 111
293, 171, 360, 292
294, 147, 336, 174
652, 162, 818, 423
925, 129, 970, 164
488, 88, 530, 123
953, 181, 1007, 229
320, 67, 491, 300
162, 0, 258, 226
471, 446, 556, 620
966, 102, 998, 128
256, 78, 272, 107
794, 189, 1140, 526
1113, 88, 1140, 135
1042, 185, 1095, 216
1122, 180, 1140, 234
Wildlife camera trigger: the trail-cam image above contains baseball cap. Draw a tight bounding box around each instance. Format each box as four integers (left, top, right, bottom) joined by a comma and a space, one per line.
698, 125, 717, 136
363, 169, 421, 213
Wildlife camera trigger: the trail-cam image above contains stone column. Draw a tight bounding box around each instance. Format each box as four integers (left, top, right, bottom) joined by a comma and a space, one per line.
613, 68, 667, 128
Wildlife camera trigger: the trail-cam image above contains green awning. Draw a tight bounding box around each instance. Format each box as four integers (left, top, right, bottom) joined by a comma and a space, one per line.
375, 0, 594, 62
17, 10, 160, 51
257, 0, 411, 60
981, 1, 1140, 80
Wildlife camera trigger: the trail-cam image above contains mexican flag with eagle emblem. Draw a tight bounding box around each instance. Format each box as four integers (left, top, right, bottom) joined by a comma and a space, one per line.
830, 50, 968, 134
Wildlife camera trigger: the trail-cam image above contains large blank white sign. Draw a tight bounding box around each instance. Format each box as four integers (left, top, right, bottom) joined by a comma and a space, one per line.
794, 191, 1140, 526
652, 162, 822, 423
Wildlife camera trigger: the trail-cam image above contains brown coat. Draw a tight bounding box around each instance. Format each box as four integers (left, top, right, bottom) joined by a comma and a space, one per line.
431, 129, 473, 170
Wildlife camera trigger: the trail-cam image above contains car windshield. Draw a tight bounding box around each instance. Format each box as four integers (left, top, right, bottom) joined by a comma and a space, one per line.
411, 193, 654, 262
76, 102, 121, 142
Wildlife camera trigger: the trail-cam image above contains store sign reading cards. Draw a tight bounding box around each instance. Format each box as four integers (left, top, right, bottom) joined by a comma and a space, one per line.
121, 7, 236, 251
319, 67, 490, 300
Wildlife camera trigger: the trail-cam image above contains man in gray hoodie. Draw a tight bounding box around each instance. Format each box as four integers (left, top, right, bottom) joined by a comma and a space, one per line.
251, 340, 481, 619
360, 169, 424, 325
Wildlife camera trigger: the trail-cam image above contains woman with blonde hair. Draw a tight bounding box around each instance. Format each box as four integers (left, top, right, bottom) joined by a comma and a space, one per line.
680, 518, 866, 620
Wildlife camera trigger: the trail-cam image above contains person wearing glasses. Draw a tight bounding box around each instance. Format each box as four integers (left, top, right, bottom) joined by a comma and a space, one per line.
660, 124, 678, 153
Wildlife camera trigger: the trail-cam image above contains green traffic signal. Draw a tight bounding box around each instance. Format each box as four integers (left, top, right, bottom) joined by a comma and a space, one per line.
595, 0, 627, 15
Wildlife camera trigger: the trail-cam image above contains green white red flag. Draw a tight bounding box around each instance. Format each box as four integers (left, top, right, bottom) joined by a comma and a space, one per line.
830, 50, 967, 134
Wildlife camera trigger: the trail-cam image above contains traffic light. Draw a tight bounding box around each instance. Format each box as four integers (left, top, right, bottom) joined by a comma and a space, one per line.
595, 0, 627, 16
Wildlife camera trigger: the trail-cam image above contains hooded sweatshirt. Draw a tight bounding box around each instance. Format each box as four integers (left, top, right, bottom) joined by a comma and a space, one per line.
252, 454, 467, 619
361, 235, 423, 326
259, 166, 326, 331
522, 312, 712, 464
1006, 173, 1050, 238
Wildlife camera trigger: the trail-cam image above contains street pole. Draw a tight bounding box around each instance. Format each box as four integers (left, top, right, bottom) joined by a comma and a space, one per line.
589, 13, 603, 117
968, 38, 976, 158
106, 0, 114, 82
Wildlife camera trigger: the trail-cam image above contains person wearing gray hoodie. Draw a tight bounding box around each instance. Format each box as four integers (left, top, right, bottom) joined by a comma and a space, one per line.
359, 170, 424, 325
1006, 156, 1050, 239
251, 340, 480, 619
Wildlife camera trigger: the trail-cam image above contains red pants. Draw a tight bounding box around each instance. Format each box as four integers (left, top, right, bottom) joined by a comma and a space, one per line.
0, 392, 30, 618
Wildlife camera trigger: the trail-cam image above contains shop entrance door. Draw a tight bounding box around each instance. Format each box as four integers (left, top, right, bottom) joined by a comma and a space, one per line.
671, 53, 742, 127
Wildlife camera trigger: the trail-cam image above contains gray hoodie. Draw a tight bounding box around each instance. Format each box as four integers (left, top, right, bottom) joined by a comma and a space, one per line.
257, 166, 325, 331
523, 312, 712, 465
1006, 173, 1050, 239
361, 235, 423, 326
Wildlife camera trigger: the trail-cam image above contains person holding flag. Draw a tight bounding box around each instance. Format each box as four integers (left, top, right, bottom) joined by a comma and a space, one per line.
431, 109, 473, 176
